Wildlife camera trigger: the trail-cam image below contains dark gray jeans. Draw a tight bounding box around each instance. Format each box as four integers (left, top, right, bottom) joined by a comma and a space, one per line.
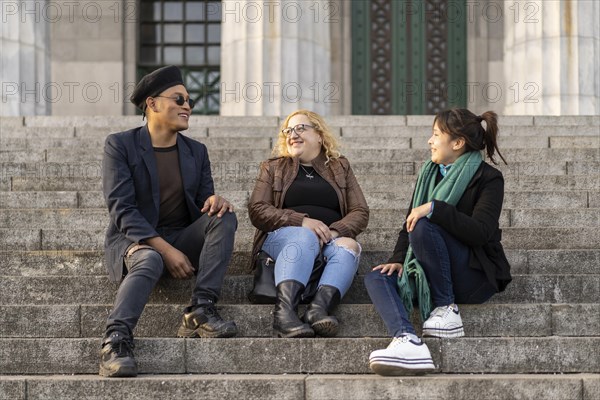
105, 212, 237, 337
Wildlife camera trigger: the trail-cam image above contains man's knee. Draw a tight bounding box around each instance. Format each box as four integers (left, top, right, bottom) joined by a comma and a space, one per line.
211, 211, 238, 233
126, 248, 164, 278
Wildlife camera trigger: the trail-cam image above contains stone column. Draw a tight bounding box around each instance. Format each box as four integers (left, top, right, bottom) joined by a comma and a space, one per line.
503, 0, 599, 115
466, 0, 506, 114
48, 0, 127, 116
1, 0, 50, 116
220, 0, 333, 116
328, 0, 352, 115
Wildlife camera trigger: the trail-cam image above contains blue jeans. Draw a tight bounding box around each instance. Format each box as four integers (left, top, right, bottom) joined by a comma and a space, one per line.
364, 218, 495, 337
105, 212, 237, 337
262, 226, 360, 296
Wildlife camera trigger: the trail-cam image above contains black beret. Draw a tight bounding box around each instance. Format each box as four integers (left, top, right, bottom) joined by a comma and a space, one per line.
130, 65, 185, 111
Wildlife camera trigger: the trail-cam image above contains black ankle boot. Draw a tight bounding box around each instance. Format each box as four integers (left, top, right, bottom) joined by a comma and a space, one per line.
273, 280, 315, 338
303, 285, 341, 337
99, 331, 137, 377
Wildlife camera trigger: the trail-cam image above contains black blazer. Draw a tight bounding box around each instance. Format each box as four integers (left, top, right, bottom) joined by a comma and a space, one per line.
102, 125, 214, 282
388, 161, 512, 292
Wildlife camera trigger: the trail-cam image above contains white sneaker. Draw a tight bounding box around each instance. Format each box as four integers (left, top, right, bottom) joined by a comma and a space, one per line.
369, 336, 435, 375
422, 304, 464, 338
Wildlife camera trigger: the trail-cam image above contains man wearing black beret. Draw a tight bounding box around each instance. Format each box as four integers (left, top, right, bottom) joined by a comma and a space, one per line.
100, 65, 238, 377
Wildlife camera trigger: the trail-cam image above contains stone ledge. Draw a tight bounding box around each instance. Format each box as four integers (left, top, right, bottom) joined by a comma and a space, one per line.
306, 374, 592, 400
2, 227, 600, 252
0, 116, 24, 128
0, 375, 304, 400
24, 116, 142, 129
0, 275, 598, 305
10, 247, 600, 277
2, 246, 598, 276
0, 303, 568, 339
2, 374, 597, 400
534, 115, 600, 126
1, 337, 598, 375
7, 174, 599, 192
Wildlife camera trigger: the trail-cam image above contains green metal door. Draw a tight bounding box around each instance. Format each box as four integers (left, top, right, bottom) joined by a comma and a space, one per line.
352, 0, 467, 115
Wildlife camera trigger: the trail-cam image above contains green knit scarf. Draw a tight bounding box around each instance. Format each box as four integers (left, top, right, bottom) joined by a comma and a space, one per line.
397, 151, 483, 320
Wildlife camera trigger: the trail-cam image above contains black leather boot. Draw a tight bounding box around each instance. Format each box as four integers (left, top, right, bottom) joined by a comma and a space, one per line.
273, 280, 315, 338
303, 285, 341, 337
99, 331, 137, 377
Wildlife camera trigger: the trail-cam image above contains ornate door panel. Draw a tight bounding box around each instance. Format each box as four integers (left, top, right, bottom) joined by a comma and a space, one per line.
352, 0, 467, 115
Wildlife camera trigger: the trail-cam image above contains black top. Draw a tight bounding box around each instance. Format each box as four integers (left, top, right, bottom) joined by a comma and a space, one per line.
283, 165, 342, 226
154, 144, 191, 228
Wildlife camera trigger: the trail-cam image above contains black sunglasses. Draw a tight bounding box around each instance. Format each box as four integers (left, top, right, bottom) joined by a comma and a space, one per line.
154, 94, 196, 109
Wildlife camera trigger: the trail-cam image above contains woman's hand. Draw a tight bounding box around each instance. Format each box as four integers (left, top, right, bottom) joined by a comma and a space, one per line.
372, 263, 403, 276
406, 202, 432, 232
302, 217, 333, 244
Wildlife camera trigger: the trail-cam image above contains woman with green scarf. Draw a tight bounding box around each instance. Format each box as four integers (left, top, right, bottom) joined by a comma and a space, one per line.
365, 108, 512, 375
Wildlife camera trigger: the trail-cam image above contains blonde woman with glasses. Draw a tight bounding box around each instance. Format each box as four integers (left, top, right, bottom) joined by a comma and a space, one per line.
248, 110, 369, 338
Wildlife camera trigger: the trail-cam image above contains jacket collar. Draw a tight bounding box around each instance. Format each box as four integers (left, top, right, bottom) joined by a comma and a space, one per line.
295, 151, 328, 173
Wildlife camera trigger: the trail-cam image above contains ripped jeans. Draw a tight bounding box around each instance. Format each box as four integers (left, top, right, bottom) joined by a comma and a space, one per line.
261, 226, 361, 296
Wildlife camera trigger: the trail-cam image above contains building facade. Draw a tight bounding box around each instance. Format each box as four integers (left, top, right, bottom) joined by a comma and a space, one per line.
1, 0, 598, 116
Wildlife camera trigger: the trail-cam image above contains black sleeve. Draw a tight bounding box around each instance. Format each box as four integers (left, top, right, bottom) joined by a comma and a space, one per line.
429, 168, 504, 246
387, 195, 414, 264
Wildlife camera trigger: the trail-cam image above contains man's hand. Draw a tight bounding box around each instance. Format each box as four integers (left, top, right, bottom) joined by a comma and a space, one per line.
201, 194, 234, 217
161, 246, 195, 279
145, 237, 194, 279
372, 263, 403, 276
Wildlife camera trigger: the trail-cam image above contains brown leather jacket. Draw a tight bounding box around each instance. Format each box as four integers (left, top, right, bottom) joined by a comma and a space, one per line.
247, 152, 369, 270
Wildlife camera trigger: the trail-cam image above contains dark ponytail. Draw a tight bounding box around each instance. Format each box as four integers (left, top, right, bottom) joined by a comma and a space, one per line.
434, 108, 507, 165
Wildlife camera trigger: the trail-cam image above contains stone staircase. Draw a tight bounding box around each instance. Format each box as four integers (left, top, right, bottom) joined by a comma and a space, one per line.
0, 115, 598, 400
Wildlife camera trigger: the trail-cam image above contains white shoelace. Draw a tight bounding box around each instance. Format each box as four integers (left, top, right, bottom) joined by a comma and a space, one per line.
388, 336, 410, 348
430, 305, 455, 319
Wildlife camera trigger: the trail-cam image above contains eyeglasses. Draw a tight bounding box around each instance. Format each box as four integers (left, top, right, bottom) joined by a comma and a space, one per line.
154, 95, 196, 109
281, 124, 315, 137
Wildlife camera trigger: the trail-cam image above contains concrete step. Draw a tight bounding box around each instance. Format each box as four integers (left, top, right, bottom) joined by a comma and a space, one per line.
2, 114, 595, 128
3, 160, 599, 180
0, 248, 592, 277
341, 124, 600, 138
3, 114, 597, 135
2, 207, 599, 231
1, 227, 598, 252
3, 374, 598, 400
3, 146, 600, 164
1, 303, 597, 339
1, 136, 274, 151
0, 208, 416, 231
0, 337, 598, 375
1, 249, 597, 277
8, 174, 600, 192
1, 189, 597, 211
19, 115, 279, 129
1, 274, 598, 306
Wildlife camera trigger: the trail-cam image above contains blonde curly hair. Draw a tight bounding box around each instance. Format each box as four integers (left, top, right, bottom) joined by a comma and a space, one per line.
273, 109, 341, 164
